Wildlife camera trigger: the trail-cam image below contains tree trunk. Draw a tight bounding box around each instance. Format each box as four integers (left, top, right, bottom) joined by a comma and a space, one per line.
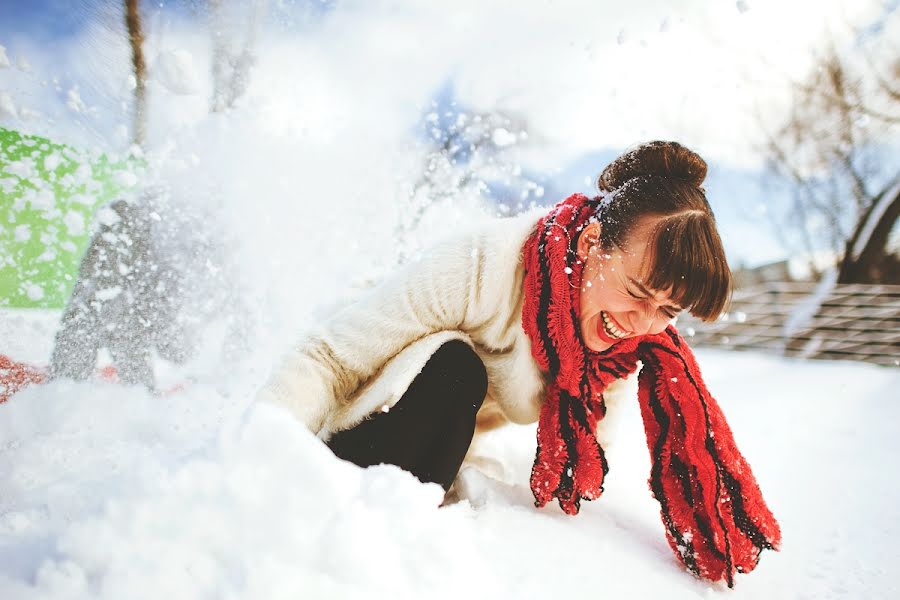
124, 0, 146, 147
838, 177, 900, 284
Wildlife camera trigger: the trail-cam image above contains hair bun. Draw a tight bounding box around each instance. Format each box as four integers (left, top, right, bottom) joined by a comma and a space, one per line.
597, 140, 707, 192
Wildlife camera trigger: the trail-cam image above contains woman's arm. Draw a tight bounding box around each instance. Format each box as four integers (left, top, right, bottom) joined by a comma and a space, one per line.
256, 227, 505, 433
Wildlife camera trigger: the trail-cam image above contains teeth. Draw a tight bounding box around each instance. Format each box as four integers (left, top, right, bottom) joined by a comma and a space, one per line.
601, 311, 627, 339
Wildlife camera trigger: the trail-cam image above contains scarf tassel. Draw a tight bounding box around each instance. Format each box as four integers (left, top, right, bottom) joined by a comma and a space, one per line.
637, 333, 781, 586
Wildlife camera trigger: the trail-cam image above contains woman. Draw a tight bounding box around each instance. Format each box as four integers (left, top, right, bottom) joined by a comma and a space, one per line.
256, 141, 781, 586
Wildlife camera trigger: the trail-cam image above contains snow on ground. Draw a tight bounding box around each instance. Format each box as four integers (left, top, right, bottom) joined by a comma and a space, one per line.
1, 310, 898, 599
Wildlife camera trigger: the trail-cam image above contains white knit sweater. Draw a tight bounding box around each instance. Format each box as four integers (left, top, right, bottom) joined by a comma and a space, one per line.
256, 206, 628, 443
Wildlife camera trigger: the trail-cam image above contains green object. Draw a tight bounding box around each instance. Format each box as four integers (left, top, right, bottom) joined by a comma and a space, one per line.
0, 127, 138, 308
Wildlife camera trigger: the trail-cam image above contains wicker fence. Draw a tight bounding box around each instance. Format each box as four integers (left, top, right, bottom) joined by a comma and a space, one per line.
677, 282, 900, 367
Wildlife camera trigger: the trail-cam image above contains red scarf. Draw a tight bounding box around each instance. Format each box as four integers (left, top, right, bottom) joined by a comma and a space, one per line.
522, 194, 781, 586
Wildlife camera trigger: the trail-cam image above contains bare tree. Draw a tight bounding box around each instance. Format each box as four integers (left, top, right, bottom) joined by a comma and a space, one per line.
124, 0, 147, 146
760, 14, 900, 283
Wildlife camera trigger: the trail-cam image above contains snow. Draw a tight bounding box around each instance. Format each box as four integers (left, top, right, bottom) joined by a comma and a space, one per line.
1, 309, 899, 599
13, 225, 30, 243
26, 189, 55, 212
43, 152, 62, 174
0, 44, 10, 69
5, 159, 36, 182
93, 287, 122, 302
111, 170, 139, 188
0, 91, 17, 119
153, 49, 202, 96
491, 128, 517, 147
783, 267, 837, 339
65, 86, 87, 114
62, 211, 85, 236
94, 206, 120, 227
21, 285, 43, 301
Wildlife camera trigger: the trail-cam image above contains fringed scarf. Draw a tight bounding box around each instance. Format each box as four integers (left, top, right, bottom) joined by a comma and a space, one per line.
522, 193, 781, 586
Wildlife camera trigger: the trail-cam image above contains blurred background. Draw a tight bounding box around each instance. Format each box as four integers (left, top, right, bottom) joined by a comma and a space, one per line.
1, 0, 898, 376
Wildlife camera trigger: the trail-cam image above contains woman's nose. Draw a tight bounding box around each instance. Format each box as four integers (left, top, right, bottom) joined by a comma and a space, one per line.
627, 311, 655, 335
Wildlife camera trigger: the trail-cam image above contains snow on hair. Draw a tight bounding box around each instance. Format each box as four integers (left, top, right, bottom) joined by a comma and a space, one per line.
593, 141, 731, 321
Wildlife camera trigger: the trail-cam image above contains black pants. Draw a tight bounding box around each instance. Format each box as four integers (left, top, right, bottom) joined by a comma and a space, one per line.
327, 340, 488, 491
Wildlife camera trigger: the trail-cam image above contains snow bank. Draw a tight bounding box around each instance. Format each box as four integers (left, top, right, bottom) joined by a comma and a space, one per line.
2, 310, 898, 599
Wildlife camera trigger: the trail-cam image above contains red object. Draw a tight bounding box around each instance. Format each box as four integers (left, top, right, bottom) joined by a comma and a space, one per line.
97, 365, 119, 382
0, 357, 190, 400
522, 194, 781, 586
0, 354, 47, 403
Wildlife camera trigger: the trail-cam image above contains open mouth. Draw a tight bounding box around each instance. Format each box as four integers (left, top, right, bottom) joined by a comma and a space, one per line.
600, 310, 629, 340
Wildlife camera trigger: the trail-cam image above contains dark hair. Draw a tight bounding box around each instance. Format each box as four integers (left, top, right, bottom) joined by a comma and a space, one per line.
593, 141, 732, 321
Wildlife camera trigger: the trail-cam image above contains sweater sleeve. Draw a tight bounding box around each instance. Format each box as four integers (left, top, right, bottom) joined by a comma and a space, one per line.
255, 228, 497, 433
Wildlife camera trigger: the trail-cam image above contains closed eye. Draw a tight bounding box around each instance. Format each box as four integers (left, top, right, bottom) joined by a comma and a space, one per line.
626, 285, 680, 319
626, 287, 645, 301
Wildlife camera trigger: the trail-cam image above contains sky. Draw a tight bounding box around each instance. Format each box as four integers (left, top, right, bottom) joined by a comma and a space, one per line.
0, 0, 897, 267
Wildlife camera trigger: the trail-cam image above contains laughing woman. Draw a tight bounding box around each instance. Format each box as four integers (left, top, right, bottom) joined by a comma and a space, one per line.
256, 141, 781, 586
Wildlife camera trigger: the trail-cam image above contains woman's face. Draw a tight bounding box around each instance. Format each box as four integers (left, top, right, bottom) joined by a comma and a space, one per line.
577, 215, 682, 353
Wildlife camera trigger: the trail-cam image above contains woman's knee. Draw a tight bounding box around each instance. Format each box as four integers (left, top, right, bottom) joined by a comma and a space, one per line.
418, 340, 488, 412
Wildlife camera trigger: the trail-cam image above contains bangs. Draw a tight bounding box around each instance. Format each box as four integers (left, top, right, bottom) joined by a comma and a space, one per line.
641, 212, 732, 321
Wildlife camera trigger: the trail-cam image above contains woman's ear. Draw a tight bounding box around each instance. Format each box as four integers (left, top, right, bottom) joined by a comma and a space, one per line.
577, 221, 601, 261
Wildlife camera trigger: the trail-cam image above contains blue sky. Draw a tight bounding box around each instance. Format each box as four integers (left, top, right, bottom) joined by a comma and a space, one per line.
0, 0, 105, 40
0, 0, 336, 42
